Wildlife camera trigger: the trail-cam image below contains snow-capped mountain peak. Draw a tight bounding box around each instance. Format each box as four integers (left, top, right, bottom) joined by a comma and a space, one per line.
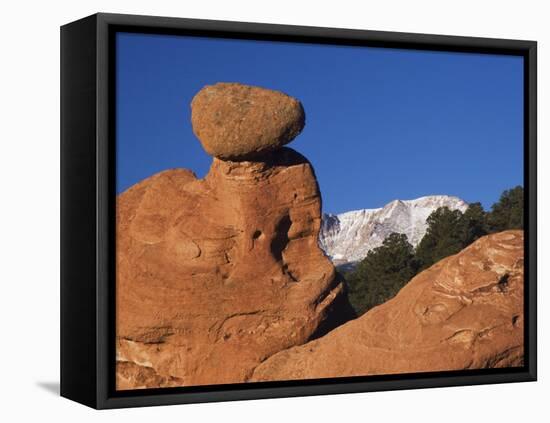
319, 195, 468, 266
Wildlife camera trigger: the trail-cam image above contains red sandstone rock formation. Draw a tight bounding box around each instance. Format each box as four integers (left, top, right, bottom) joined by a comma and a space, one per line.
116, 84, 352, 390
251, 230, 525, 381
116, 82, 524, 390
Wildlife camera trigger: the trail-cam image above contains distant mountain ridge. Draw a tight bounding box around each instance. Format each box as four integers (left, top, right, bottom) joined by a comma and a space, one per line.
319, 195, 468, 267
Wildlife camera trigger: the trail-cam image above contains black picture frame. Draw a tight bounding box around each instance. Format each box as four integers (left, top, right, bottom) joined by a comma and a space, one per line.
60, 12, 537, 409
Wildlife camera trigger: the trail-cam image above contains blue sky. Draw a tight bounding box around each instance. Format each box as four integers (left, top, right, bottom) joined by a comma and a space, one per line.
116, 32, 523, 214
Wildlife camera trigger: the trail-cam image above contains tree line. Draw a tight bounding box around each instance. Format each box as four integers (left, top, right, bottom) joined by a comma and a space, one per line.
343, 186, 524, 316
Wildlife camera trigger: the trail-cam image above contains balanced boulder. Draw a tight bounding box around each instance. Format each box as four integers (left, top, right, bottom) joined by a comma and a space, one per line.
190, 82, 305, 160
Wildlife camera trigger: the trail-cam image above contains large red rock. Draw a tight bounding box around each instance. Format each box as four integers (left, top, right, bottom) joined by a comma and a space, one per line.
191, 83, 305, 160
251, 230, 525, 381
116, 148, 353, 389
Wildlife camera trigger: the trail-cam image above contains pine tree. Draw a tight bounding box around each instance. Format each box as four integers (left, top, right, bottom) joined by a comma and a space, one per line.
459, 202, 489, 246
487, 186, 524, 232
345, 233, 417, 316
341, 187, 524, 317
415, 207, 464, 270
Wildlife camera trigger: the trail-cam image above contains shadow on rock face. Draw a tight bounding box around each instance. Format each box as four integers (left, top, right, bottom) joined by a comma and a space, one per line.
308, 270, 357, 341
228, 146, 311, 166
270, 214, 292, 263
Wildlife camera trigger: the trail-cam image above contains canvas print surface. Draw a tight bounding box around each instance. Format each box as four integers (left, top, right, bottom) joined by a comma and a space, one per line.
115, 32, 525, 390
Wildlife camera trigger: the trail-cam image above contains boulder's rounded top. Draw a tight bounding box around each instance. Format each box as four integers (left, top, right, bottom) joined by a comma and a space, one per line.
190, 83, 305, 160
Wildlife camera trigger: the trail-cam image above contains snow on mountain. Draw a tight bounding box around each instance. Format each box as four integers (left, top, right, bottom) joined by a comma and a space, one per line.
319, 195, 468, 267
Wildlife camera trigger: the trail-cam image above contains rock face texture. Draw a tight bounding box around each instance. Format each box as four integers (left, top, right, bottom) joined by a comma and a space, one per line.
116, 84, 351, 389
252, 230, 524, 381
191, 83, 305, 160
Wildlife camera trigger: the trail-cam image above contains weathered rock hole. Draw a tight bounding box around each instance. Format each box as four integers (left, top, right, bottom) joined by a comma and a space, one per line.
270, 215, 291, 262
252, 230, 263, 240
512, 315, 520, 326
498, 274, 510, 292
